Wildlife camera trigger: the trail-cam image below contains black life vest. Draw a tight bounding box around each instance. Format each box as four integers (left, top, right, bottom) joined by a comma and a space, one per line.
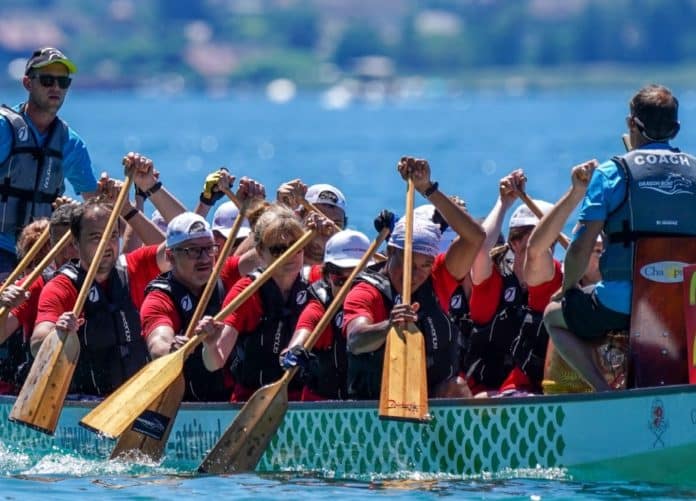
229, 270, 309, 391
144, 272, 228, 402
0, 106, 66, 240
448, 283, 473, 355
462, 271, 527, 389
59, 257, 150, 396
347, 268, 460, 399
305, 278, 347, 399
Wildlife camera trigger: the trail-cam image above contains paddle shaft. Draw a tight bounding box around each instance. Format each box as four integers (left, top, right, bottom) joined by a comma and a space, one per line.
181, 204, 247, 340
73, 175, 133, 315
518, 191, 570, 249
0, 225, 50, 294
300, 199, 342, 232
622, 133, 632, 152
0, 230, 72, 319
402, 179, 415, 304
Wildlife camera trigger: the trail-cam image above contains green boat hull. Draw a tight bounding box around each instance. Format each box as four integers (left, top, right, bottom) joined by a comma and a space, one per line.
1, 385, 695, 481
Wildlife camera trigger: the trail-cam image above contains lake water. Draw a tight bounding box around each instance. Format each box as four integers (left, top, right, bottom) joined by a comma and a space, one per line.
2, 86, 696, 499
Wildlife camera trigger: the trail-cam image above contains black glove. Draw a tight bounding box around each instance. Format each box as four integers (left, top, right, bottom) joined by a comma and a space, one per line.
279, 345, 317, 370
374, 209, 396, 236
432, 208, 449, 233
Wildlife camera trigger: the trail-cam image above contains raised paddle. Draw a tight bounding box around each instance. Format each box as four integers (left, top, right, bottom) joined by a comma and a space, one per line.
378, 178, 429, 422
10, 173, 134, 434
79, 229, 317, 439
198, 226, 391, 474
0, 230, 72, 320
0, 225, 50, 294
622, 133, 632, 152
300, 199, 342, 231
110, 201, 249, 460
518, 191, 570, 249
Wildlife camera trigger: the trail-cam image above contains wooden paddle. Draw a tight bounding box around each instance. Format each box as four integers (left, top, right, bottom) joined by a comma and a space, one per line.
0, 230, 72, 319
198, 227, 391, 474
518, 191, 570, 249
300, 199, 342, 231
378, 179, 429, 422
80, 229, 316, 439
10, 174, 134, 434
111, 202, 249, 460
0, 225, 50, 294
622, 133, 632, 151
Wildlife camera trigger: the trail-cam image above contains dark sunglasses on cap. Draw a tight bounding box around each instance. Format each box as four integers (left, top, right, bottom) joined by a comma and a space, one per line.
33, 74, 72, 90
266, 240, 299, 258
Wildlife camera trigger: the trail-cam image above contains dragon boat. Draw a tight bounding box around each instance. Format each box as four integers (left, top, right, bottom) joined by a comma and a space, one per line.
1, 384, 695, 483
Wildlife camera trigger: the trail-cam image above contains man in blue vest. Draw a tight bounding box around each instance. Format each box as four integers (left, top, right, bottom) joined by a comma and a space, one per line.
543, 84, 696, 391
0, 47, 98, 278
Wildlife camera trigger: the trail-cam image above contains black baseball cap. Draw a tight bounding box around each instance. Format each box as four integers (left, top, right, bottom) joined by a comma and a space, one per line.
25, 47, 77, 75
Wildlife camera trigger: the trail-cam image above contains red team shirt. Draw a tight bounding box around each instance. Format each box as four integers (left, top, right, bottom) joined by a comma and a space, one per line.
342, 253, 459, 331
35, 245, 161, 325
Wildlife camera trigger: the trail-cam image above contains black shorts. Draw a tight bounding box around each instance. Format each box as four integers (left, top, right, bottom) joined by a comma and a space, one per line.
562, 286, 630, 340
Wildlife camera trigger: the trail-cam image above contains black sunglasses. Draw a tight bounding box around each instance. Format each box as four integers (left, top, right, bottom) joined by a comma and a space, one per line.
328, 272, 351, 287
173, 245, 219, 259
266, 241, 298, 258
33, 74, 72, 90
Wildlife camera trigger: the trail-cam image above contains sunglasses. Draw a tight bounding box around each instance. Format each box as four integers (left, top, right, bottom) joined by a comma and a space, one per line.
266, 241, 298, 258
174, 245, 219, 259
33, 74, 72, 89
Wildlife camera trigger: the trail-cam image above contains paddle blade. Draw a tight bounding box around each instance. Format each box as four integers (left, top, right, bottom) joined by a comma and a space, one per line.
110, 374, 186, 461
10, 329, 80, 434
79, 350, 186, 439
378, 323, 429, 422
198, 378, 289, 474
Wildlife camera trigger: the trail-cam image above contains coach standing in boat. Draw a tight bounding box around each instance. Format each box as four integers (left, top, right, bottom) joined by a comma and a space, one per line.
543, 84, 696, 391
0, 47, 98, 279
342, 157, 485, 399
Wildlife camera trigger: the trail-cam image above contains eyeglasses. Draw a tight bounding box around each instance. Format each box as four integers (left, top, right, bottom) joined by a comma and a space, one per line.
266, 241, 298, 258
174, 245, 219, 259
33, 74, 72, 89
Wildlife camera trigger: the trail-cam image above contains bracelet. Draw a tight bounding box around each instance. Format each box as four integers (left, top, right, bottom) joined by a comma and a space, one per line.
135, 186, 147, 199
123, 208, 139, 221
138, 181, 162, 199
423, 181, 439, 198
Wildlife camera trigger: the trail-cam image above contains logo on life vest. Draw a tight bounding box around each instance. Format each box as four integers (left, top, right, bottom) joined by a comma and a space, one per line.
296, 290, 307, 305
450, 294, 462, 310
334, 310, 344, 328
17, 126, 28, 142
88, 286, 99, 303
638, 173, 695, 196
180, 295, 193, 312
504, 287, 517, 303
639, 261, 687, 283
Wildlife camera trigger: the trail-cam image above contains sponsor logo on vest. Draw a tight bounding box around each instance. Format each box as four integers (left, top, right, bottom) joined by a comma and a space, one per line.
334, 310, 343, 328
132, 409, 170, 440
426, 316, 438, 349
119, 311, 131, 343
272, 322, 283, 354
180, 295, 193, 312
88, 286, 99, 303
394, 294, 402, 305
638, 173, 695, 196
504, 287, 516, 303
17, 126, 28, 142
42, 158, 52, 191
450, 293, 462, 310
296, 290, 307, 305
634, 153, 690, 166
639, 261, 687, 283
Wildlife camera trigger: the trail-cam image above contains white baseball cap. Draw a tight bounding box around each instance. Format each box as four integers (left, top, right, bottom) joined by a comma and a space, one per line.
166, 212, 214, 248
305, 184, 347, 211
413, 204, 457, 253
388, 216, 441, 257
324, 230, 371, 268
212, 201, 251, 240
509, 200, 554, 229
